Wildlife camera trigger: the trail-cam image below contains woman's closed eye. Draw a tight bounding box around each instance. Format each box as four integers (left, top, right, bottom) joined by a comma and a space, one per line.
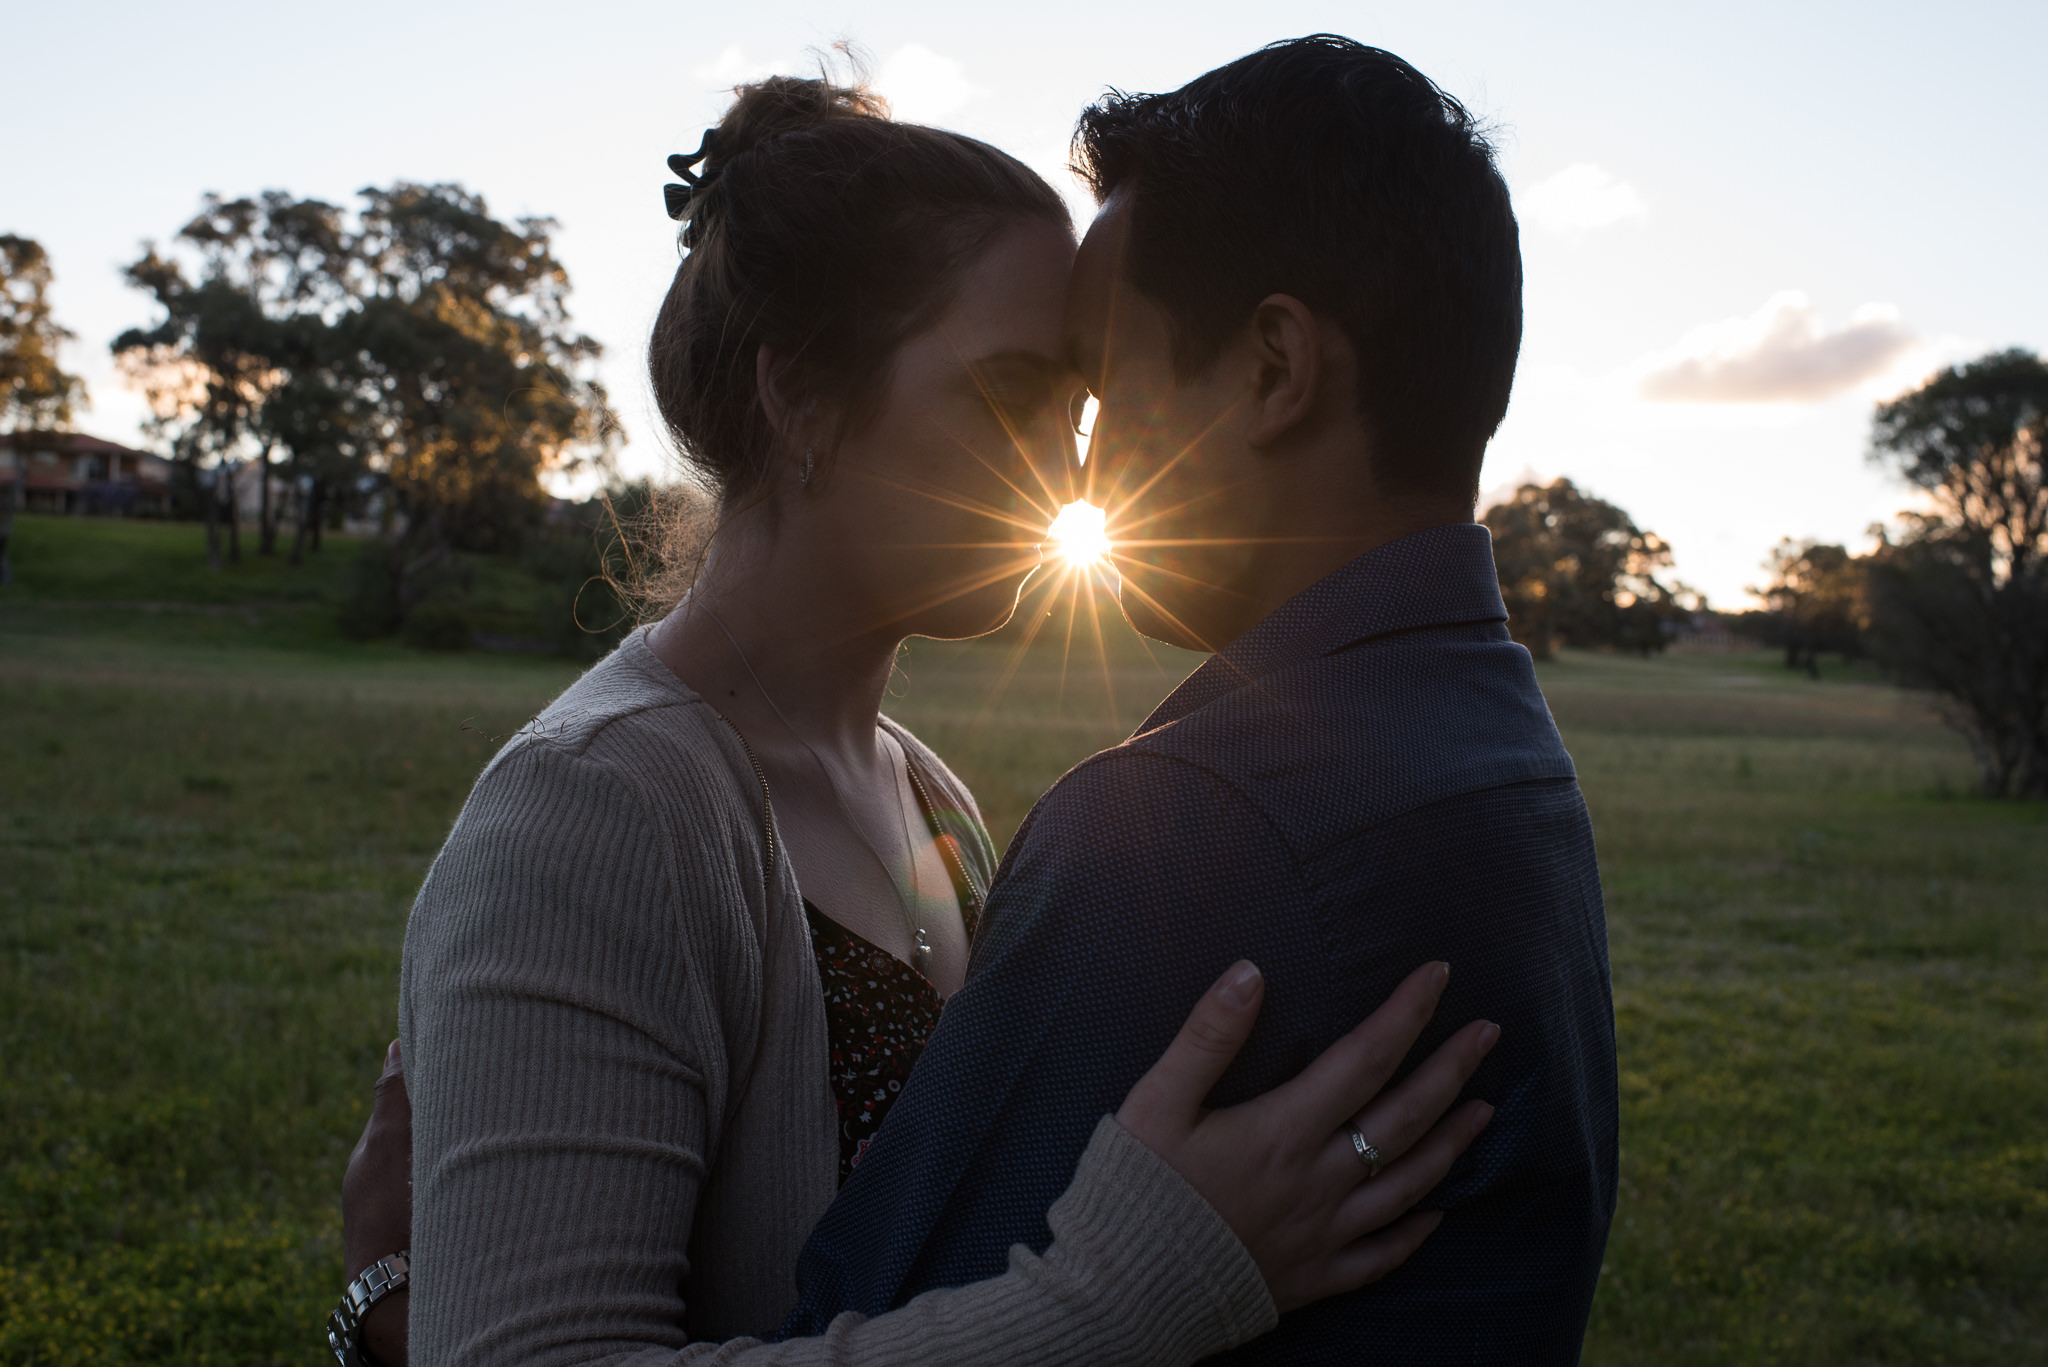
978, 378, 1066, 431
963, 354, 1084, 434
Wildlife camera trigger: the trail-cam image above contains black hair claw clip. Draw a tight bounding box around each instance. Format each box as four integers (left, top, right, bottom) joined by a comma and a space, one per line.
663, 129, 721, 222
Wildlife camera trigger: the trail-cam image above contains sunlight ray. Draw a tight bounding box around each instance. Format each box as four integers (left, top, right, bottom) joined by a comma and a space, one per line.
1056, 566, 1082, 716
1110, 535, 1354, 549
1108, 551, 1257, 600
1079, 561, 1120, 721
846, 466, 1057, 537
889, 551, 1050, 623
1108, 572, 1221, 655
959, 355, 1077, 514
1101, 402, 1244, 526
788, 552, 1053, 662
1098, 430, 1200, 528
874, 386, 1066, 530
969, 564, 1073, 731
935, 430, 1068, 530
1126, 617, 1176, 680
1097, 469, 1265, 538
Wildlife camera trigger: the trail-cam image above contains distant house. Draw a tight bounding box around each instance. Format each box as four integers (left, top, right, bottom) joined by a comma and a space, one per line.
0, 430, 173, 516
1668, 610, 1740, 654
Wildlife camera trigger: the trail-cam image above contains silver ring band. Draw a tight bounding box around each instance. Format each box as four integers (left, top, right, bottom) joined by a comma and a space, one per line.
1349, 1126, 1381, 1178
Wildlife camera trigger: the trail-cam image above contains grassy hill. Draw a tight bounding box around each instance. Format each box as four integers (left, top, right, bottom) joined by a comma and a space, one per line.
0, 513, 625, 658
2, 516, 2042, 1363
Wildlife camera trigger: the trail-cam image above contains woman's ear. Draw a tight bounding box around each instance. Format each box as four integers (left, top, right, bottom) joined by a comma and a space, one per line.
754, 343, 811, 447
1243, 293, 1331, 450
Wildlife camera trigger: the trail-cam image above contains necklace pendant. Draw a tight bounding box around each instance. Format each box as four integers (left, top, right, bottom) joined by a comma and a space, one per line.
913, 930, 932, 975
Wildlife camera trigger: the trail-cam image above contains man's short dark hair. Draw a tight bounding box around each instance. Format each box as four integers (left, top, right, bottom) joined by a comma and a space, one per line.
1074, 36, 1522, 501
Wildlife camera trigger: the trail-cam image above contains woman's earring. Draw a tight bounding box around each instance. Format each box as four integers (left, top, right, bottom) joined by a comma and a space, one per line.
800, 447, 815, 489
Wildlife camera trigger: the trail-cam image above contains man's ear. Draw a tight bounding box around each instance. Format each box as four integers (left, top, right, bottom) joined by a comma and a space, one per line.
1243, 294, 1328, 450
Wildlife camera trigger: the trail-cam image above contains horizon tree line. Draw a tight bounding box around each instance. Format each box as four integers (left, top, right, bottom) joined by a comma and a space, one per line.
5, 220, 2044, 792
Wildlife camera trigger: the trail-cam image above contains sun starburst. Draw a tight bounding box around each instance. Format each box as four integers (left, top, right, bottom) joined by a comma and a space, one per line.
1046, 500, 1112, 570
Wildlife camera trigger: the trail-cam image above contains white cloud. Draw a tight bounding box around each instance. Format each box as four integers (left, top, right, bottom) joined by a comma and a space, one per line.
874, 44, 983, 125
1518, 163, 1649, 233
1636, 291, 1926, 404
689, 45, 785, 88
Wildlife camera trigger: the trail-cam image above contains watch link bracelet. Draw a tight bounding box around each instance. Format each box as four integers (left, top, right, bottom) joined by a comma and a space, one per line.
328, 1249, 409, 1367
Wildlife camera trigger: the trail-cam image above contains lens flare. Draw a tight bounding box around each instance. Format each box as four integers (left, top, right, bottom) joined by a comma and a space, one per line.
1046, 500, 1112, 570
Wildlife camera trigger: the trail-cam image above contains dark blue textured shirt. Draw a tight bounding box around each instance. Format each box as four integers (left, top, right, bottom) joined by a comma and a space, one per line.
784, 523, 1619, 1363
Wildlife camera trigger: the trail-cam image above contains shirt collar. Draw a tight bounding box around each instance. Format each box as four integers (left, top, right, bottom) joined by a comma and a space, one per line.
1137, 521, 1508, 732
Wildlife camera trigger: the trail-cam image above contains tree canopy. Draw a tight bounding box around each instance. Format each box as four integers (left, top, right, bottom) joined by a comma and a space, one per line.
346, 184, 615, 552
1872, 347, 2047, 583
1864, 349, 2048, 797
1750, 539, 1866, 677
114, 184, 618, 574
1483, 478, 1692, 658
1, 234, 87, 432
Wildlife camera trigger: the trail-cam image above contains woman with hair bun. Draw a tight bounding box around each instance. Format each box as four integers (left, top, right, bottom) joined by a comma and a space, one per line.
336, 67, 1495, 1367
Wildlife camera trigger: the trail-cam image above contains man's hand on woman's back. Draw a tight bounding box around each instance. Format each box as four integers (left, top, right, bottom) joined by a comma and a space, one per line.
343, 1040, 412, 1367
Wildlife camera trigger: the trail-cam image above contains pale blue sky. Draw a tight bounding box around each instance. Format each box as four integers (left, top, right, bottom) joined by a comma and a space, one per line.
12, 0, 2044, 603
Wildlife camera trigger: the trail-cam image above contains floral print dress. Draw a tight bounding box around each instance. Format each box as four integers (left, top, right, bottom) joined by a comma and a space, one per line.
806, 761, 982, 1182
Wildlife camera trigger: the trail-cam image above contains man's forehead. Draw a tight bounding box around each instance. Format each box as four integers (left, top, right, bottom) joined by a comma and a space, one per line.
1062, 198, 1133, 371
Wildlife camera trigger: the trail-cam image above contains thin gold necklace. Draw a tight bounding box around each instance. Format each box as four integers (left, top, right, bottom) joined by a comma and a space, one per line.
693, 598, 934, 974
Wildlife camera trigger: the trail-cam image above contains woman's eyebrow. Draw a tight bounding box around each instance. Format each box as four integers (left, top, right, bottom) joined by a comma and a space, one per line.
963, 349, 1068, 379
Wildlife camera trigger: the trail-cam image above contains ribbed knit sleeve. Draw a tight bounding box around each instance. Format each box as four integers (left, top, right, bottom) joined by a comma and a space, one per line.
400, 727, 795, 1367
674, 1117, 1276, 1366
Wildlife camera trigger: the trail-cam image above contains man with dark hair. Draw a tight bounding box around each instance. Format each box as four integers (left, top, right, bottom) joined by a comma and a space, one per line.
787, 36, 1618, 1362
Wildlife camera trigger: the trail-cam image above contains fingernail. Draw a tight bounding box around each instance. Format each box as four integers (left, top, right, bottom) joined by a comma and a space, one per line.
1477, 1102, 1496, 1128
386, 1040, 402, 1066
1219, 960, 1262, 1008
1479, 1021, 1501, 1050
1434, 962, 1451, 992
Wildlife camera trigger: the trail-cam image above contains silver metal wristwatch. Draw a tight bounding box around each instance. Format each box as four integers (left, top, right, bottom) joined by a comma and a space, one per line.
328, 1250, 409, 1367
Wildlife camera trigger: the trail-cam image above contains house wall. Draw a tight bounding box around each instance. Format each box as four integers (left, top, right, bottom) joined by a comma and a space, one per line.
0, 436, 173, 516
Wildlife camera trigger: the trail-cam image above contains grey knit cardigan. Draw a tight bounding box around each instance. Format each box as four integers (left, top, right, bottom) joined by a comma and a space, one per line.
397, 630, 1274, 1365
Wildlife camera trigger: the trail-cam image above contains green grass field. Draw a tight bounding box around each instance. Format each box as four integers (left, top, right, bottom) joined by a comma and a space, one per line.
3, 514, 2043, 1364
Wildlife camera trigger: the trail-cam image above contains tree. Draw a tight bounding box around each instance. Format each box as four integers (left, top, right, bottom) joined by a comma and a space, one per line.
115, 194, 344, 569
1, 235, 86, 429
1866, 349, 2048, 797
333, 183, 617, 628
263, 339, 361, 565
116, 185, 618, 628
348, 185, 614, 541
1751, 539, 1866, 677
1875, 349, 2047, 581
2, 234, 89, 585
185, 194, 357, 559
1483, 478, 1692, 658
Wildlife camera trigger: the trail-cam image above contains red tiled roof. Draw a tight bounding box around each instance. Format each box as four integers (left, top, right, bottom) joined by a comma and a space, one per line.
0, 430, 163, 460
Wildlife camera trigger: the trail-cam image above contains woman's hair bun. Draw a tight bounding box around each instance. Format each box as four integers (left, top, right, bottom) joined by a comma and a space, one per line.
646, 46, 1068, 580
707, 71, 890, 173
